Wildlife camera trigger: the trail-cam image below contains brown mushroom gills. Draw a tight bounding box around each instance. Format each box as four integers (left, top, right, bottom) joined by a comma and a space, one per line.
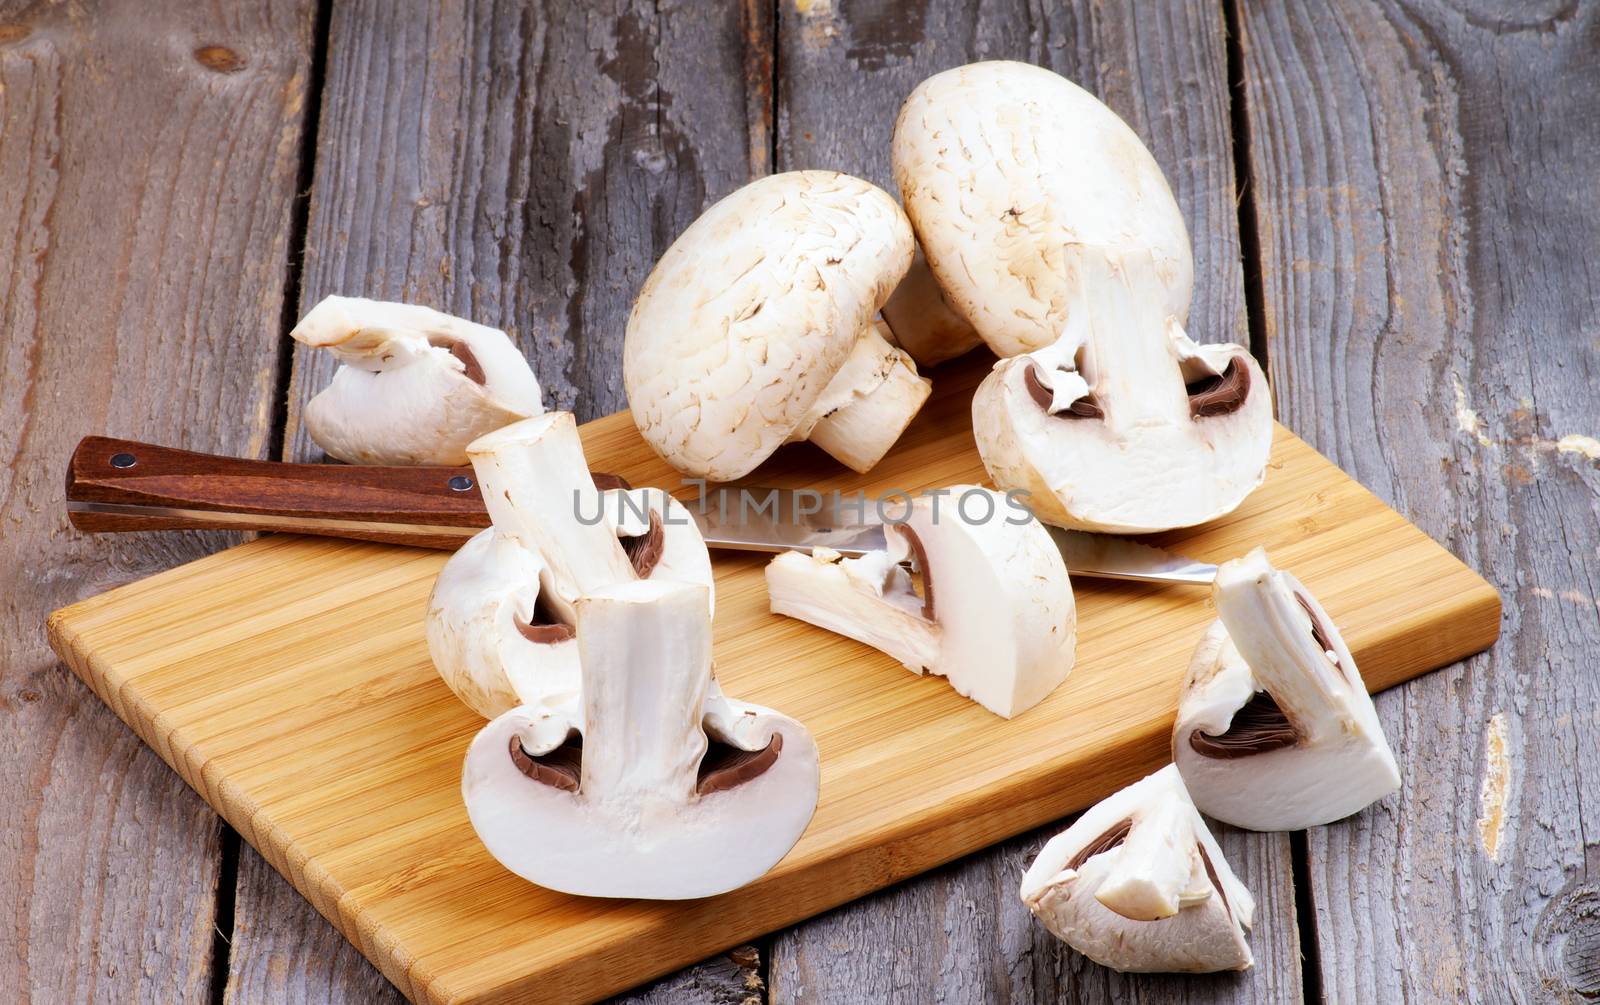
897, 525, 936, 620
1188, 690, 1299, 758
1066, 817, 1133, 871
620, 508, 666, 579
510, 731, 583, 792
1185, 358, 1251, 419
427, 334, 488, 385
515, 592, 575, 644
697, 732, 783, 796
1296, 591, 1348, 683
1197, 843, 1232, 921
1025, 363, 1103, 419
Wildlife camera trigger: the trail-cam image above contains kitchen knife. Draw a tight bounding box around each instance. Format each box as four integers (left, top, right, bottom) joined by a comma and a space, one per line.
64, 436, 1217, 585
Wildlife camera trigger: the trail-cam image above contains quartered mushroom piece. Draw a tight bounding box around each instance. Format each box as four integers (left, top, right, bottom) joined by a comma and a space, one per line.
1172, 548, 1400, 831
463, 578, 821, 899
1020, 764, 1255, 973
625, 171, 932, 481
425, 411, 712, 719
292, 295, 543, 465
891, 61, 1273, 531
764, 486, 1075, 718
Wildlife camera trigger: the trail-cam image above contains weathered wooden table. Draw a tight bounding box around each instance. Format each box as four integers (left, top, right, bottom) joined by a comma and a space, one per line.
3, 1, 1596, 1002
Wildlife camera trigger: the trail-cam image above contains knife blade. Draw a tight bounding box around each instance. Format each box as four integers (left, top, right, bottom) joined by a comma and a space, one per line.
64, 436, 1216, 585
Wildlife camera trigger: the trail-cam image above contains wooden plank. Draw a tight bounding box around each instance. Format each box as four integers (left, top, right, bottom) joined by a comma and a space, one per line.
1237, 0, 1600, 999
0, 1, 315, 1002
45, 363, 1500, 1005
769, 1, 1299, 998
232, 0, 770, 1000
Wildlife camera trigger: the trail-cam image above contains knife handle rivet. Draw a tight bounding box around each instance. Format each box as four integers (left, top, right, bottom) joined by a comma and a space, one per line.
110, 453, 137, 469
447, 475, 474, 492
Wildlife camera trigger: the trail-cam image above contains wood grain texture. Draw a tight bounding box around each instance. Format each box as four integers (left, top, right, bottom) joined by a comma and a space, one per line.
771, 1, 1293, 996
1237, 0, 1600, 1000
247, 0, 770, 999
0, 1, 314, 1001
47, 364, 1500, 1005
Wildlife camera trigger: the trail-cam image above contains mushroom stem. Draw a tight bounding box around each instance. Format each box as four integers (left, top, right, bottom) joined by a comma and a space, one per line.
1210, 550, 1350, 742
880, 246, 984, 366
467, 413, 635, 609
805, 320, 933, 472
575, 580, 711, 804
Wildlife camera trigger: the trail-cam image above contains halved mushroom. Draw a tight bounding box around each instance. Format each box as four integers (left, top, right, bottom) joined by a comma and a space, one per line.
1172, 548, 1400, 831
764, 486, 1075, 718
1020, 764, 1255, 973
293, 295, 543, 465
625, 171, 932, 481
892, 62, 1273, 531
425, 411, 713, 719
463, 578, 821, 899
971, 251, 1272, 531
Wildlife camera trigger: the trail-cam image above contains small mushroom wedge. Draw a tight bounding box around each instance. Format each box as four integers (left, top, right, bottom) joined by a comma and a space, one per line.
463, 578, 821, 899
764, 486, 1075, 718
1020, 764, 1255, 973
1172, 548, 1401, 831
625, 171, 932, 481
892, 62, 1273, 531
292, 295, 543, 465
425, 411, 713, 719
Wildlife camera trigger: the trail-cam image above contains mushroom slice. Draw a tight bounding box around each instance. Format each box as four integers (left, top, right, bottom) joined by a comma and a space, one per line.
1172, 548, 1400, 831
1020, 765, 1255, 973
463, 579, 821, 900
425, 412, 714, 719
892, 62, 1272, 532
971, 252, 1273, 532
764, 486, 1075, 718
292, 295, 543, 465
625, 171, 932, 481
879, 246, 984, 367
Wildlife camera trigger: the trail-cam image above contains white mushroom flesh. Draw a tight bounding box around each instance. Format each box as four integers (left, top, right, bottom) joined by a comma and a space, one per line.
765, 486, 1075, 718
625, 171, 929, 481
462, 579, 821, 899
1020, 764, 1254, 973
293, 295, 543, 465
1172, 548, 1401, 831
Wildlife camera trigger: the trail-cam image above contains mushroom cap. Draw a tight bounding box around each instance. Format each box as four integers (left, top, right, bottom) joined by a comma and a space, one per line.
462, 579, 820, 899
624, 171, 915, 481
1172, 549, 1401, 831
764, 486, 1075, 718
971, 251, 1273, 532
425, 528, 579, 719
293, 296, 543, 465
892, 61, 1192, 359
1020, 764, 1254, 973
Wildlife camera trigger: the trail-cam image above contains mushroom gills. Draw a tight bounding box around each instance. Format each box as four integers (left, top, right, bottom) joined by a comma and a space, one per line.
1020, 764, 1254, 973
1172, 548, 1400, 831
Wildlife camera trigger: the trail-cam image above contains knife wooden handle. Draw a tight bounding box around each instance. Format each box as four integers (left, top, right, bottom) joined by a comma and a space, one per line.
66, 437, 633, 550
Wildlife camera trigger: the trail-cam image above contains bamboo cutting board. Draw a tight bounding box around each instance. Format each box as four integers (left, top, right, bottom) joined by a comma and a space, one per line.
47, 357, 1500, 1005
